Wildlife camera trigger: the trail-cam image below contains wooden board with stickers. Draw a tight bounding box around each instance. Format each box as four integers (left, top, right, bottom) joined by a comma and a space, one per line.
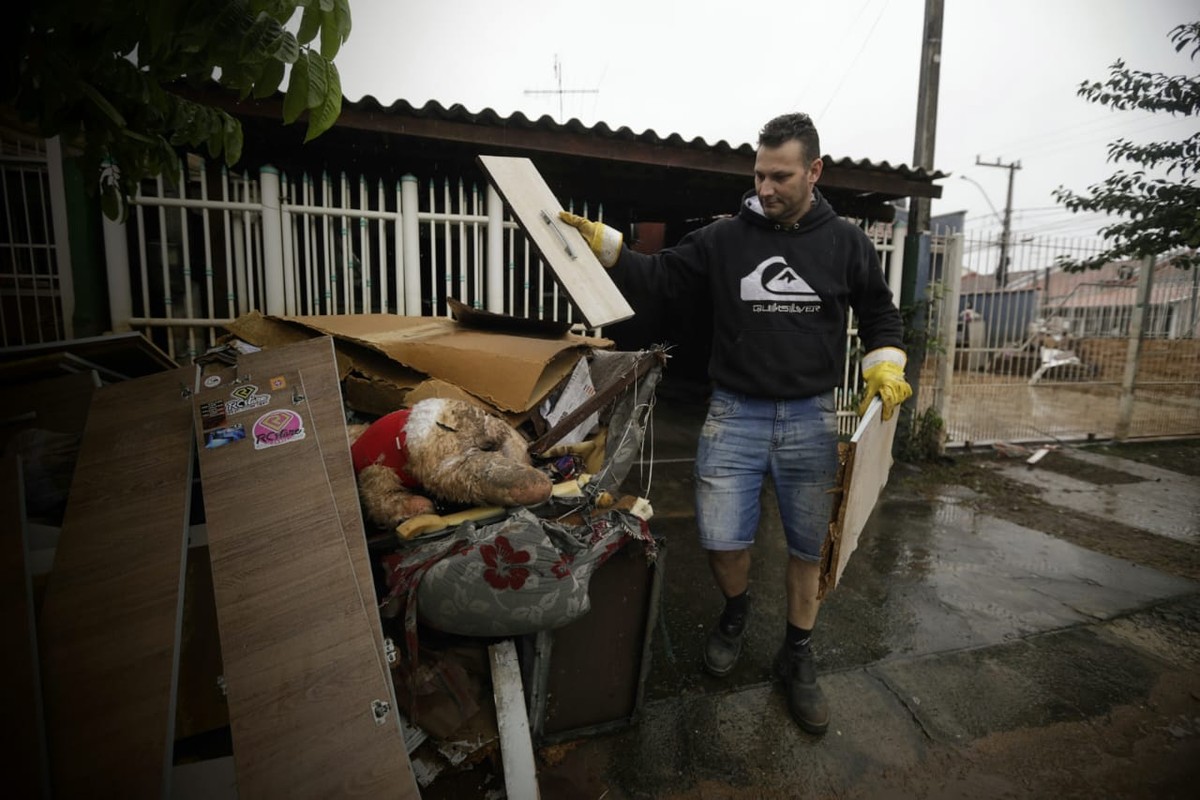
192, 336, 418, 799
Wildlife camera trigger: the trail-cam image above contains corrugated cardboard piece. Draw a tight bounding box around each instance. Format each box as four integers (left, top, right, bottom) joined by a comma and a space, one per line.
225, 311, 611, 414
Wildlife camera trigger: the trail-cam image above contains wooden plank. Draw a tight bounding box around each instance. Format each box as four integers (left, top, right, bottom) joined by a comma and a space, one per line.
0, 456, 51, 798
478, 154, 635, 328
0, 371, 100, 526
193, 337, 418, 799
38, 367, 196, 798
489, 639, 540, 800
819, 398, 899, 599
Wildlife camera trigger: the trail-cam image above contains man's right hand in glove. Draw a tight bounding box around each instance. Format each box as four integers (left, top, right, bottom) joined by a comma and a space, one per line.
558, 211, 623, 268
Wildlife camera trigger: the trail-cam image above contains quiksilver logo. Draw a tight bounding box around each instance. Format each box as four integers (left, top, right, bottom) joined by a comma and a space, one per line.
740, 256, 820, 303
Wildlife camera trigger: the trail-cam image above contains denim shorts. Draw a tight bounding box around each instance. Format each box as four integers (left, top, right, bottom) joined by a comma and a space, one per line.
694, 387, 840, 561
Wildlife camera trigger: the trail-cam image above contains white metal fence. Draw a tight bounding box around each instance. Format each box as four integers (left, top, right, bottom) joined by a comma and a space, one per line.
922, 230, 1200, 445
102, 159, 612, 362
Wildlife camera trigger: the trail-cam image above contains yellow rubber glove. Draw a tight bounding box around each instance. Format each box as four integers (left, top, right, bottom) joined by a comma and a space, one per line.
558, 211, 623, 267
858, 346, 912, 421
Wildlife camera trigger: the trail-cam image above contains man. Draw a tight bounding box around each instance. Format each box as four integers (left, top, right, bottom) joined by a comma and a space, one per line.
559, 112, 911, 735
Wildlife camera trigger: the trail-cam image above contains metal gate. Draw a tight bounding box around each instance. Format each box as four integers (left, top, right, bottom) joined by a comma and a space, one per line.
923, 231, 1200, 445
0, 133, 73, 346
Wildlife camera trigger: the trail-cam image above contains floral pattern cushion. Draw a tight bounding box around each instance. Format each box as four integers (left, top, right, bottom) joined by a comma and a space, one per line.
382, 508, 653, 658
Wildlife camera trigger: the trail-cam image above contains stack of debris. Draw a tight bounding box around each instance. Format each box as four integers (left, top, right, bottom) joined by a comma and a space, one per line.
3, 307, 667, 798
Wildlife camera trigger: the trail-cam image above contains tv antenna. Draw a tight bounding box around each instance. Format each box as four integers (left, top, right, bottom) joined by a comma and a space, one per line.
523, 55, 598, 122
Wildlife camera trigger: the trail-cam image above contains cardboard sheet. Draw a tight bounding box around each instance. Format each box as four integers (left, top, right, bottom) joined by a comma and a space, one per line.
225, 311, 609, 414
818, 398, 899, 599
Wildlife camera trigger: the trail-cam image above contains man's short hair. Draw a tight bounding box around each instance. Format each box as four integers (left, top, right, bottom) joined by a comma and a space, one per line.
758, 113, 821, 163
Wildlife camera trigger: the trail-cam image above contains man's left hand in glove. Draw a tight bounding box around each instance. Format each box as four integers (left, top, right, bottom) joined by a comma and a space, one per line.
858, 346, 912, 421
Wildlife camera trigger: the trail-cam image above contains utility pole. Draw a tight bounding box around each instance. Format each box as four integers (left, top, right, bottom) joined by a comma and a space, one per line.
523, 55, 598, 123
976, 156, 1021, 287
908, 0, 944, 236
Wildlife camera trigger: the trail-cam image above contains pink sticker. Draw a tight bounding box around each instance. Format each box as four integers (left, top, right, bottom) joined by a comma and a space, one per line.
252, 409, 306, 450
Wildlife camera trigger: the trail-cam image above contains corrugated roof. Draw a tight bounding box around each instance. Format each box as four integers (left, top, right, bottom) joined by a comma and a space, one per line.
341, 95, 947, 183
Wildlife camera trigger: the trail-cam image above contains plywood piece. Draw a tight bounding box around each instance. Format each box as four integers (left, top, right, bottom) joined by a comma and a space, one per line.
478, 155, 635, 328
0, 456, 51, 799
38, 367, 197, 798
819, 398, 898, 599
193, 337, 418, 799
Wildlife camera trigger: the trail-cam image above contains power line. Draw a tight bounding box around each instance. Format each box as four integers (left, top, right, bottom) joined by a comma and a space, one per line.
818, 0, 892, 120
794, 0, 874, 107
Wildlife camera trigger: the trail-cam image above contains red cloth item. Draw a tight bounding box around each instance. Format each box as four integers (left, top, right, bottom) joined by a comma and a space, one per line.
350, 409, 420, 488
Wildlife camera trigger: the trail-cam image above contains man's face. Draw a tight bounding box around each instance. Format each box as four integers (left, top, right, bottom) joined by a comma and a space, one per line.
754, 140, 823, 226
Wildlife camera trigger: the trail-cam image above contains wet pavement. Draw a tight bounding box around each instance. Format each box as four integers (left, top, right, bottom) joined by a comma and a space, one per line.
426, 390, 1200, 799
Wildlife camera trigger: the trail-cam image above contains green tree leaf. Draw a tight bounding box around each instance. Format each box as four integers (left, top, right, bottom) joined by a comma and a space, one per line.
253, 56, 287, 99
282, 51, 310, 123
1055, 20, 1200, 272
306, 50, 329, 109
296, 4, 321, 45
7, 1, 350, 219
305, 60, 341, 142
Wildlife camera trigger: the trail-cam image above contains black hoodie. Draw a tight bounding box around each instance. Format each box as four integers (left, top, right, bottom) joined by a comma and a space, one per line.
609, 188, 904, 399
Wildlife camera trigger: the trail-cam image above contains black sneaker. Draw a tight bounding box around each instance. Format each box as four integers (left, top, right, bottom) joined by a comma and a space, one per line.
774, 645, 830, 735
703, 609, 748, 677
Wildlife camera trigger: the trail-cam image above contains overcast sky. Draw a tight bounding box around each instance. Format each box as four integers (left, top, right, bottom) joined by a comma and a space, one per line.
335, 0, 1196, 245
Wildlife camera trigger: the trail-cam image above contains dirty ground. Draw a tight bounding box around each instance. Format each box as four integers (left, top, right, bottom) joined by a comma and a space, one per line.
419, 395, 1200, 799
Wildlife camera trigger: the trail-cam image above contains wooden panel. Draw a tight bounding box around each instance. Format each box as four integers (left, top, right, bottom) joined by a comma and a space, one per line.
478, 154, 635, 328
819, 398, 899, 598
0, 456, 50, 798
38, 367, 196, 798
0, 369, 98, 446
532, 541, 660, 742
0, 371, 100, 526
193, 337, 418, 799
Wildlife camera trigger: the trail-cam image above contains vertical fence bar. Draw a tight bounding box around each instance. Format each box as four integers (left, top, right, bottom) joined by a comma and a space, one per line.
221, 168, 240, 317
46, 137, 73, 338
279, 173, 296, 315
392, 180, 403, 315
442, 179, 453, 313
258, 165, 285, 316
176, 162, 197, 358
198, 162, 217, 347
155, 176, 174, 359
426, 180, 439, 314
303, 175, 316, 314
358, 175, 370, 313
102, 215, 133, 333
935, 234, 964, 435
321, 173, 334, 313
377, 179, 388, 313
400, 175, 420, 315
1115, 255, 1156, 440
0, 170, 20, 345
